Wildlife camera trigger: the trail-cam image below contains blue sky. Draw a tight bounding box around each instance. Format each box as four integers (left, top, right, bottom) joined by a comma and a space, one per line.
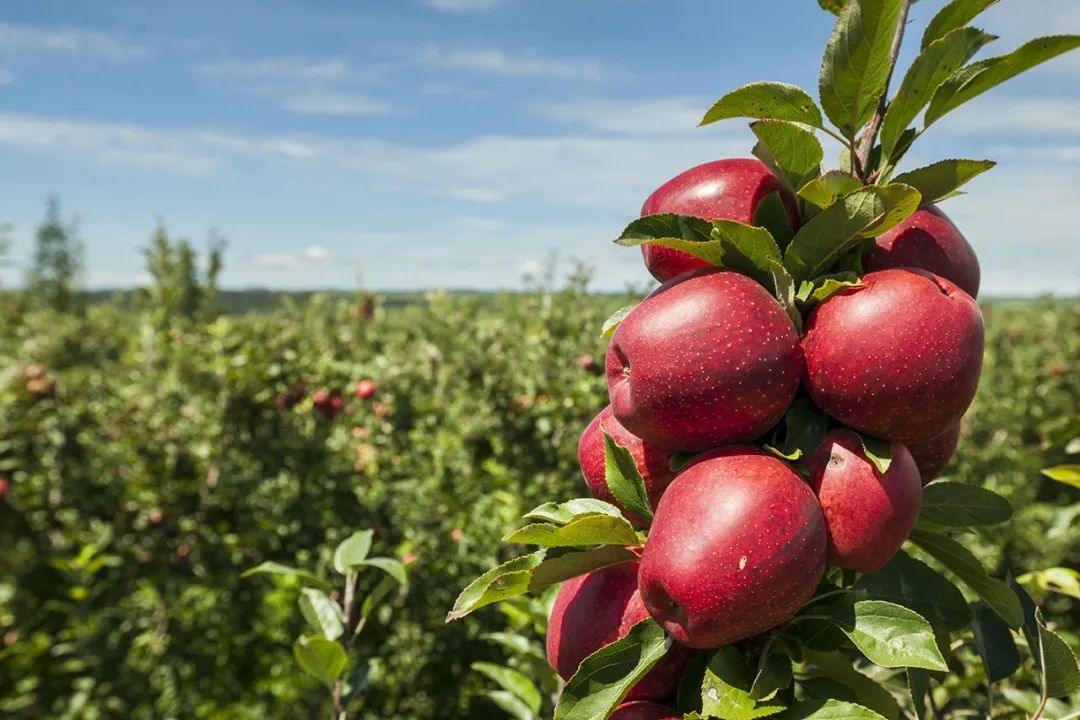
0, 0, 1077, 294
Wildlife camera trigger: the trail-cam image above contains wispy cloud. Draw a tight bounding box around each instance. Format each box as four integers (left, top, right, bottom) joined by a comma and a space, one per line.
417, 45, 609, 80
199, 58, 350, 81
0, 20, 147, 61
535, 96, 707, 136
252, 246, 335, 269
941, 97, 1080, 136
276, 90, 393, 117
424, 0, 508, 12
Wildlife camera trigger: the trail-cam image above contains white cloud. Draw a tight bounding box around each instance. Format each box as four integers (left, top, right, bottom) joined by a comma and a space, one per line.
424, 0, 507, 12
277, 90, 393, 117
418, 81, 489, 100
941, 97, 1080, 136
417, 45, 608, 80
535, 96, 707, 136
252, 245, 335, 269
0, 21, 147, 61
199, 58, 350, 81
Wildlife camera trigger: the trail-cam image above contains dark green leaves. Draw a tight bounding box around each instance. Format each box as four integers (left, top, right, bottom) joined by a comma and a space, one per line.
701, 82, 824, 128
922, 0, 998, 50
700, 646, 787, 719
854, 551, 972, 631
241, 561, 333, 592
472, 662, 542, 717
918, 481, 1013, 527
819, 0, 906, 138
616, 214, 722, 266
829, 600, 948, 671
603, 432, 653, 523
925, 35, 1080, 126
880, 28, 997, 159
971, 601, 1021, 682
909, 529, 1023, 627
554, 620, 672, 720
751, 120, 824, 193
858, 435, 892, 474
768, 396, 829, 462
817, 0, 846, 16
1037, 617, 1080, 697
293, 635, 348, 686
892, 160, 996, 206
783, 184, 920, 283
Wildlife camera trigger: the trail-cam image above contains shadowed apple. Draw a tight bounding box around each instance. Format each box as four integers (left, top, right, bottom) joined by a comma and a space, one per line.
638, 447, 826, 649
611, 701, 681, 720
547, 562, 693, 701
866, 206, 980, 298
807, 430, 923, 573
802, 268, 983, 444
907, 422, 961, 484
639, 159, 797, 282
607, 269, 803, 452
578, 405, 677, 524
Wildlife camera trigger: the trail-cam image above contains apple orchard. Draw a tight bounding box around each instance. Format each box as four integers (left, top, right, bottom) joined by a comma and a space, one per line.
447, 2, 1080, 719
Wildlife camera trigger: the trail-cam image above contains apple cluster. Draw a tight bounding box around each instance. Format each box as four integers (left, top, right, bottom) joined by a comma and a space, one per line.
546, 158, 984, 710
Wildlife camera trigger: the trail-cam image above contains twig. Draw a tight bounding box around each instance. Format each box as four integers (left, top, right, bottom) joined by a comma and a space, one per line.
855, 0, 912, 180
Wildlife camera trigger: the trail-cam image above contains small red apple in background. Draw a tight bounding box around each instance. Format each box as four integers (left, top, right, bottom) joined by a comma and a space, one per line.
607, 268, 802, 451
355, 378, 377, 400
578, 405, 676, 524
578, 353, 601, 374
802, 268, 983, 444
639, 159, 797, 282
638, 447, 826, 649
313, 389, 345, 420
907, 422, 961, 484
807, 430, 922, 573
0, 477, 9, 502
547, 562, 693, 701
866, 206, 980, 298
610, 701, 680, 720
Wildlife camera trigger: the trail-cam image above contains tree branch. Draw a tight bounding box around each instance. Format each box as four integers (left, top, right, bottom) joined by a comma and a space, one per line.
856, 0, 912, 180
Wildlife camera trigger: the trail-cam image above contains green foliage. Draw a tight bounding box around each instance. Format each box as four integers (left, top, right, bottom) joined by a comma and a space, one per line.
25, 196, 84, 314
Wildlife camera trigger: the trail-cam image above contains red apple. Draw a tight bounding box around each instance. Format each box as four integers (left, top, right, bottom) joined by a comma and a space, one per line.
611, 701, 681, 720
802, 268, 983, 444
639, 159, 797, 282
313, 389, 345, 420
866, 206, 980, 298
0, 477, 8, 502
607, 269, 802, 451
807, 430, 923, 573
547, 562, 692, 701
578, 405, 677, 524
907, 422, 961, 484
355, 379, 377, 399
638, 447, 826, 649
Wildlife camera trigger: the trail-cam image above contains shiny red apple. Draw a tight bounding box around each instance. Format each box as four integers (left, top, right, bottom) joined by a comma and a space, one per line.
907, 422, 961, 484
866, 206, 980, 297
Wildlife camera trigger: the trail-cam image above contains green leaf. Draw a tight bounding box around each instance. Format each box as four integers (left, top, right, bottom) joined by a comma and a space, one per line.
798, 173, 862, 209
503, 515, 640, 548
668, 450, 701, 473
602, 304, 635, 339
616, 214, 723, 265
293, 635, 348, 686
795, 273, 861, 307
1017, 567, 1080, 600
918, 481, 1013, 527
767, 258, 803, 333
909, 529, 1023, 628
798, 650, 901, 720
526, 546, 639, 590
780, 700, 888, 720
603, 432, 654, 523
907, 669, 929, 720
1041, 464, 1080, 489
751, 120, 824, 193
447, 553, 546, 622
782, 184, 920, 282
554, 620, 672, 720
880, 28, 996, 159
710, 220, 786, 288
298, 588, 345, 640
892, 160, 996, 206
701, 646, 787, 719
819, 0, 907, 137
769, 396, 829, 462
1038, 616, 1080, 697
751, 652, 794, 701
481, 631, 545, 661
854, 551, 972, 631
359, 574, 402, 625
523, 498, 623, 525
678, 651, 710, 714
333, 529, 374, 574
858, 435, 892, 474
971, 601, 1021, 682
472, 662, 542, 714
240, 561, 333, 592
754, 191, 796, 249
352, 557, 407, 587
922, 0, 999, 50
829, 600, 948, 671
484, 690, 534, 720
817, 0, 846, 16
701, 82, 824, 128
925, 36, 1080, 126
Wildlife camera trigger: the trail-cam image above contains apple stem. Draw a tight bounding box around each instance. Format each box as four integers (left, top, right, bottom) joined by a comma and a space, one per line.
855, 0, 912, 181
